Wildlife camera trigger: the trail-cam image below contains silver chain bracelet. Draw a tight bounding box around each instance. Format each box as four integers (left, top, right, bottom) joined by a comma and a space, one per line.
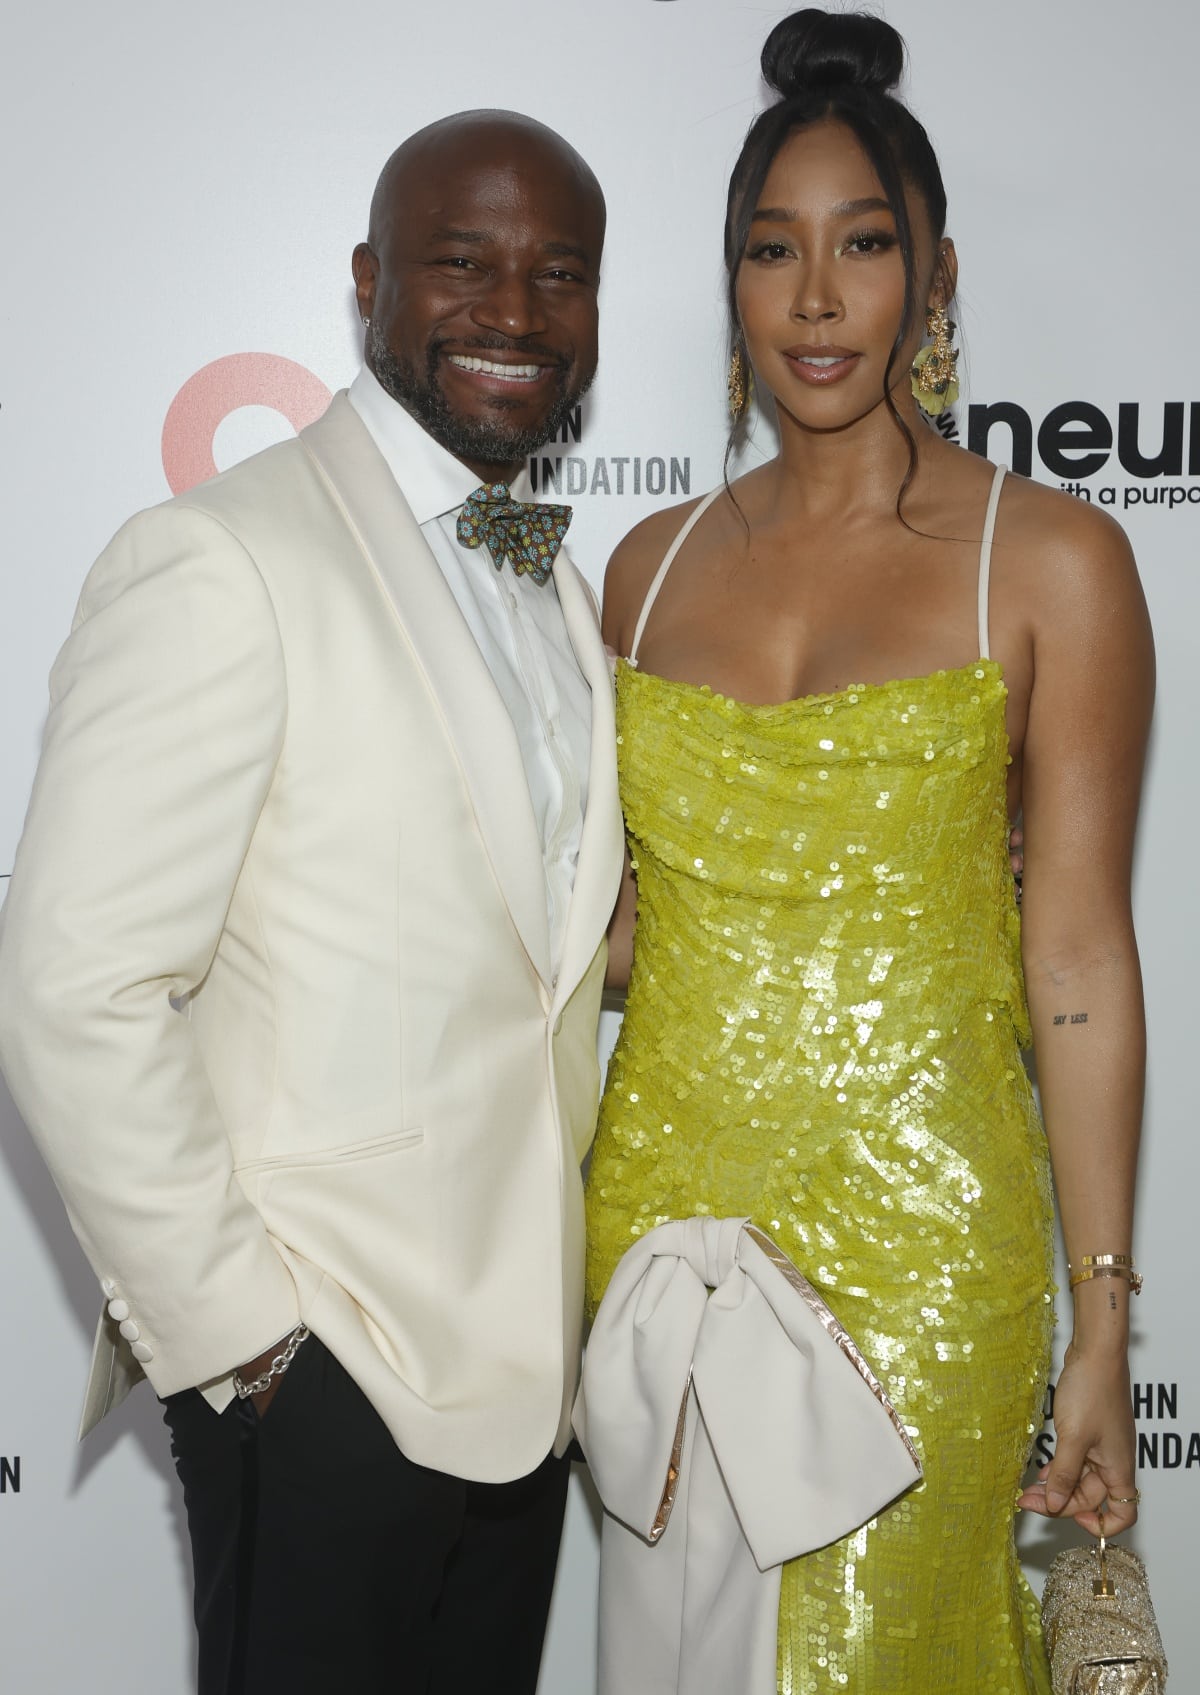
233, 1322, 310, 1399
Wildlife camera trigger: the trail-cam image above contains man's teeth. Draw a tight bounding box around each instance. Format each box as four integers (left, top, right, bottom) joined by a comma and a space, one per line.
448, 355, 544, 379
799, 356, 849, 367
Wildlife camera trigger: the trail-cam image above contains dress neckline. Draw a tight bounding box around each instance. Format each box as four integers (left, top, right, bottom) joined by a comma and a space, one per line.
618, 654, 1006, 717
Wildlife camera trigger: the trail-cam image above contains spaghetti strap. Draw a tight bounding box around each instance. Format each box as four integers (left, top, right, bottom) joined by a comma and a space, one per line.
977, 465, 1007, 662
627, 487, 725, 668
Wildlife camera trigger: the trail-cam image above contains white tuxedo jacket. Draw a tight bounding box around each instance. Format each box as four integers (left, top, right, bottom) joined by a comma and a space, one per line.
0, 395, 624, 1482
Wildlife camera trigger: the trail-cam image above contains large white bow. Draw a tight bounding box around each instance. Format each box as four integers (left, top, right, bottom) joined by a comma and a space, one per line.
574, 1216, 922, 1695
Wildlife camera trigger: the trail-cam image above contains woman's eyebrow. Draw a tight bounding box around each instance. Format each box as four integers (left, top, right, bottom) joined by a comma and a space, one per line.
751, 195, 893, 223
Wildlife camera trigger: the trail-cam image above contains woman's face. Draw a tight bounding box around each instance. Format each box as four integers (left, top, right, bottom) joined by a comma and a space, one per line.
734, 119, 945, 436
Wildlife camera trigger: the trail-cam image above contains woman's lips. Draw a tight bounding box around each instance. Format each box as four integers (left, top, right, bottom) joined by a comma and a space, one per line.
783, 349, 862, 386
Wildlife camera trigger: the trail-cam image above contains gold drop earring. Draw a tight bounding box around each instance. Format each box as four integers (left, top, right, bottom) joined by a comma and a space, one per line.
910, 304, 959, 416
728, 345, 754, 421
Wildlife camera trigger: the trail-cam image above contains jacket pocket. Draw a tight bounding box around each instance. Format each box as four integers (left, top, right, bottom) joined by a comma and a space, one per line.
249, 1128, 432, 1356
234, 1126, 424, 1176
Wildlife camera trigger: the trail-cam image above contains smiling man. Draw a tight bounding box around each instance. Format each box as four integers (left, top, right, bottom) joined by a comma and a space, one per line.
356, 114, 597, 471
0, 110, 622, 1694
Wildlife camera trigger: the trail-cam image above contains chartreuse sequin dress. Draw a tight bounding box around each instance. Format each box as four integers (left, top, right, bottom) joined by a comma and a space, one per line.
585, 468, 1055, 1693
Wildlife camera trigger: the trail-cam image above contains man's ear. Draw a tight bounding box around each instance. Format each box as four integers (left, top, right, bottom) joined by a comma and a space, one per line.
352, 243, 379, 321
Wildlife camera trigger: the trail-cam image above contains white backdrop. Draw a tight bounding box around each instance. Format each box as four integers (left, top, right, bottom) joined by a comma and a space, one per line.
2, 1, 1196, 1687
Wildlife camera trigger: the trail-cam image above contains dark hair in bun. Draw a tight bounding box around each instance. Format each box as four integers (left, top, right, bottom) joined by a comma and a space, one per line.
761, 8, 903, 99
725, 10, 951, 499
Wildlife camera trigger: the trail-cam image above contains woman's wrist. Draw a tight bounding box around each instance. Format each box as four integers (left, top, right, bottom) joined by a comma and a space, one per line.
1067, 1254, 1142, 1297
1068, 1277, 1132, 1357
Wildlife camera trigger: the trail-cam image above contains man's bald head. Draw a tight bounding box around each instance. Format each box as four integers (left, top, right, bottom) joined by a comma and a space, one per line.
367, 110, 605, 253
351, 110, 605, 482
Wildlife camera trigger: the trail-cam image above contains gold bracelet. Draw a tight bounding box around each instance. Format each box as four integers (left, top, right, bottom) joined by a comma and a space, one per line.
1077, 1253, 1135, 1269
1068, 1265, 1143, 1295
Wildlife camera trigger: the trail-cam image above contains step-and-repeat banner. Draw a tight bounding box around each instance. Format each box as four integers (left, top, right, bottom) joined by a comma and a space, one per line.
2, 1, 1195, 1686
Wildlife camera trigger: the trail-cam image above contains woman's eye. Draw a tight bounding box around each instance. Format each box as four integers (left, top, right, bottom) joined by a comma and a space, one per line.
840, 230, 897, 257
747, 240, 793, 264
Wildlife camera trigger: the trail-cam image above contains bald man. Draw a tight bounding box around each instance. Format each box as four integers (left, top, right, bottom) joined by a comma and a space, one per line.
0, 111, 623, 1693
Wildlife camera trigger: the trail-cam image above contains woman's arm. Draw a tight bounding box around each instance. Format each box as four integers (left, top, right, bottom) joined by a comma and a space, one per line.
605, 846, 638, 990
1013, 500, 1154, 1537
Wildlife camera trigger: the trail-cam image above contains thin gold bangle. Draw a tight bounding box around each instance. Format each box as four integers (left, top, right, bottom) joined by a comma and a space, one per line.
1068, 1265, 1143, 1295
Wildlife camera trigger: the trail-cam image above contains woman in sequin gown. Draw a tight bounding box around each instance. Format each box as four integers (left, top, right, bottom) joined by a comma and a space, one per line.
584, 12, 1151, 1693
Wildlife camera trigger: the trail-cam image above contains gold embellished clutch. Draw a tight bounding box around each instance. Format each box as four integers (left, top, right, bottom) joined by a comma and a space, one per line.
1041, 1527, 1167, 1693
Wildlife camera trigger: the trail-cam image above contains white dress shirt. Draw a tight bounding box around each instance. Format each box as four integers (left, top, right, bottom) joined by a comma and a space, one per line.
348, 365, 592, 975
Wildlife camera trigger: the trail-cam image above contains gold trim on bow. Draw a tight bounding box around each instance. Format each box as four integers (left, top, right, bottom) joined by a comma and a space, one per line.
650, 1367, 692, 1543
742, 1225, 922, 1473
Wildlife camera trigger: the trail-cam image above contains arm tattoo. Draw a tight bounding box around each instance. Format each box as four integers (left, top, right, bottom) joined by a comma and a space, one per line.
1052, 1013, 1089, 1026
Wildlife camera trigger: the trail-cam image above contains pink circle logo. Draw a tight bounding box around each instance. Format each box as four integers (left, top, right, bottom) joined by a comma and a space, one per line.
161, 353, 332, 494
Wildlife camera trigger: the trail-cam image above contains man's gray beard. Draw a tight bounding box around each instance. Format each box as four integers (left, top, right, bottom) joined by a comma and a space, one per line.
369, 326, 591, 470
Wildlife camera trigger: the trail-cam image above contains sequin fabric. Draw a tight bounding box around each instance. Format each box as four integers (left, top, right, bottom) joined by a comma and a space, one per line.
585, 657, 1055, 1693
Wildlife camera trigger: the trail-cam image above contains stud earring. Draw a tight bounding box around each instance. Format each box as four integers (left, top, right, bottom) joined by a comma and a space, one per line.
910, 304, 959, 415
728, 345, 753, 420
361, 315, 371, 328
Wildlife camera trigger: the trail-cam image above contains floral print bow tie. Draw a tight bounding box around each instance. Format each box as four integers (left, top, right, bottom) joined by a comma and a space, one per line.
455, 483, 572, 585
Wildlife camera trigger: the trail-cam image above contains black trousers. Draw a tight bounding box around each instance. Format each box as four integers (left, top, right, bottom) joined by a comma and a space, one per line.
161, 1333, 571, 1694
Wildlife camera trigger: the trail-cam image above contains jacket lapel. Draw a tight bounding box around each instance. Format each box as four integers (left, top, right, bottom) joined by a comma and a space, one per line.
552, 553, 625, 1008
300, 395, 552, 988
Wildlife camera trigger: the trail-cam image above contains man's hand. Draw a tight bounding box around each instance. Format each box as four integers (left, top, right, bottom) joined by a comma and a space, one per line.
236, 1342, 287, 1416
235, 1326, 308, 1417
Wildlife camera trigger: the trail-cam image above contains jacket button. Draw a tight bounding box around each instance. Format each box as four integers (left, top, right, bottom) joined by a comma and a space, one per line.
118, 1319, 141, 1343
107, 1298, 130, 1322
129, 1341, 154, 1364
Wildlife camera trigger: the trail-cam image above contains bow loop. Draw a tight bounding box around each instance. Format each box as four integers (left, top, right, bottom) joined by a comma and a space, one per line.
456, 482, 572, 585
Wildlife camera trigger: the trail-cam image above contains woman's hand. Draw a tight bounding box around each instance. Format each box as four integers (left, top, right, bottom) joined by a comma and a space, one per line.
1017, 1343, 1138, 1537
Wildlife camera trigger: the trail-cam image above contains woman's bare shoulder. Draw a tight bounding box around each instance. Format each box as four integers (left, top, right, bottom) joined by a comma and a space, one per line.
994, 469, 1140, 611
982, 467, 1152, 706
601, 491, 719, 652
